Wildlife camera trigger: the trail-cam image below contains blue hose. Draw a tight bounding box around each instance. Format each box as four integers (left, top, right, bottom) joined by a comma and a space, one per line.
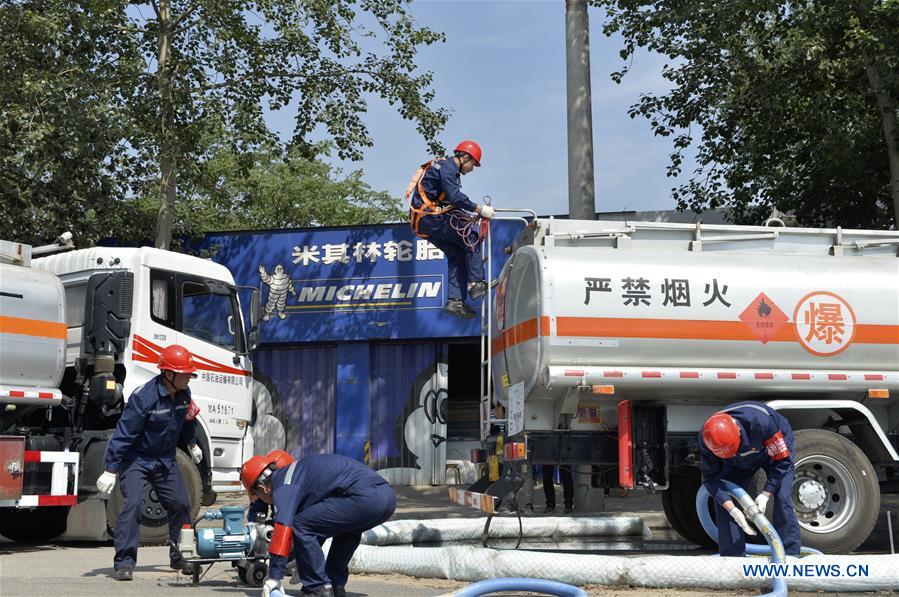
697, 480, 789, 597
453, 578, 587, 597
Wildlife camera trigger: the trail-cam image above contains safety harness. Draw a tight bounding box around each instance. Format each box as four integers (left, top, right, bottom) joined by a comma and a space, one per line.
404, 158, 455, 238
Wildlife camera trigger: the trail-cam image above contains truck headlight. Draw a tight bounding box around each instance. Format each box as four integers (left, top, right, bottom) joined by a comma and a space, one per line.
235, 419, 249, 430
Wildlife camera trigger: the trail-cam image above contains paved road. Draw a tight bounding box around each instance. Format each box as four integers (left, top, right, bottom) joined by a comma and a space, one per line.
1, 487, 896, 597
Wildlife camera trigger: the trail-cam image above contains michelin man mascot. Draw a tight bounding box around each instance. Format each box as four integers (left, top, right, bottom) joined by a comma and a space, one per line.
259, 264, 296, 321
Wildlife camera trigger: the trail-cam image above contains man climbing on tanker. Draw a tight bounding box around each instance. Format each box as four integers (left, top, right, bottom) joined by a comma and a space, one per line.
95, 345, 204, 580
700, 401, 801, 557
406, 140, 495, 318
241, 452, 396, 597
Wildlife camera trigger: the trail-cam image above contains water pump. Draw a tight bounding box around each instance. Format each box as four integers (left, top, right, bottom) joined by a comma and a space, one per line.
180, 505, 272, 586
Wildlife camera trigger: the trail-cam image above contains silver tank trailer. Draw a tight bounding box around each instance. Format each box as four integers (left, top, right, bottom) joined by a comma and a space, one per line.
492, 219, 899, 418
0, 262, 66, 391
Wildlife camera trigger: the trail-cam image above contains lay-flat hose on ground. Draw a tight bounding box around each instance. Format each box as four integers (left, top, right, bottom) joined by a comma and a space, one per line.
341, 517, 898, 592
360, 516, 649, 545
447, 577, 587, 597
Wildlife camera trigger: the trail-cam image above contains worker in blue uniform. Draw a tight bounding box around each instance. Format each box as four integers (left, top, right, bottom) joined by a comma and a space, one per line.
246, 450, 295, 524
407, 140, 495, 318
95, 344, 205, 581
699, 401, 801, 557
241, 453, 396, 597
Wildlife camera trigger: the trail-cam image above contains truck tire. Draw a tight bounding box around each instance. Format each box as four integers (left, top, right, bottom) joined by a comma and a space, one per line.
755, 428, 879, 554
105, 449, 202, 545
0, 506, 69, 543
660, 487, 691, 542
665, 467, 717, 547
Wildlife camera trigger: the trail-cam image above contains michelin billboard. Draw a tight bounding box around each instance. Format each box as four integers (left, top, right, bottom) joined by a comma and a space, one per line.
199, 220, 526, 342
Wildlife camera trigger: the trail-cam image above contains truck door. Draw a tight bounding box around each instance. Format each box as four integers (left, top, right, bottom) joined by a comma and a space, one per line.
144, 269, 253, 475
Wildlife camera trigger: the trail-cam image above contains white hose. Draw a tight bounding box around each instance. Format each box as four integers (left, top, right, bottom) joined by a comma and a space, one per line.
360, 516, 650, 545
342, 518, 898, 592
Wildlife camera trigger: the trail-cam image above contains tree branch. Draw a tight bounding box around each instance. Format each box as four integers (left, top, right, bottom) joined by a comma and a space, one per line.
174, 1, 201, 27
115, 25, 150, 34
172, 15, 207, 36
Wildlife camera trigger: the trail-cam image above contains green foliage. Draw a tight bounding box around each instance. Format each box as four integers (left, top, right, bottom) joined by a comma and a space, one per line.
186, 143, 406, 232
0, 2, 144, 246
0, 0, 445, 247
596, 0, 899, 229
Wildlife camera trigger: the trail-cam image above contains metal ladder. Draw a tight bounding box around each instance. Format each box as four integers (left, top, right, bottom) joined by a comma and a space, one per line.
475, 209, 538, 547
478, 208, 537, 443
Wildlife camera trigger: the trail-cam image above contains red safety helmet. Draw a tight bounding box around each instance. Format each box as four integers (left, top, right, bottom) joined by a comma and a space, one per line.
454, 140, 482, 166
240, 455, 277, 497
702, 412, 741, 458
158, 345, 198, 374
266, 450, 294, 470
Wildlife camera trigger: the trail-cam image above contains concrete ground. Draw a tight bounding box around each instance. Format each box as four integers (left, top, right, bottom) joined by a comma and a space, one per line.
0, 485, 896, 597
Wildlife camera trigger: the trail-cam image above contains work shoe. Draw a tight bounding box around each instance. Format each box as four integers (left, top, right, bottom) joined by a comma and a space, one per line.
468, 281, 487, 300
564, 505, 574, 514
543, 504, 555, 514
444, 299, 476, 319
333, 587, 347, 597
170, 558, 196, 575
304, 585, 335, 596
114, 568, 133, 581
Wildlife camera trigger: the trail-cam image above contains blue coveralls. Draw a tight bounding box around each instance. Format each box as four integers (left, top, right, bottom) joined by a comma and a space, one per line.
105, 375, 197, 570
411, 157, 485, 302
268, 454, 396, 592
699, 401, 801, 557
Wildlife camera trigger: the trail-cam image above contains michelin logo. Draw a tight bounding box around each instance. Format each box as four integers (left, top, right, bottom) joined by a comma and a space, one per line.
275, 275, 444, 314
297, 281, 441, 302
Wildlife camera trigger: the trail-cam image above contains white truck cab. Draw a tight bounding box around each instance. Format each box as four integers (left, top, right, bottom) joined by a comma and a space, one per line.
1, 239, 261, 542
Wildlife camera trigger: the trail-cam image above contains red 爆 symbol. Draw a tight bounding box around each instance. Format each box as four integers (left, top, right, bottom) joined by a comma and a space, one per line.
739, 292, 788, 344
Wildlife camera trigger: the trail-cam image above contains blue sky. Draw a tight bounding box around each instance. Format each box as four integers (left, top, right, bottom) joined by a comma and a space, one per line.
267, 0, 690, 216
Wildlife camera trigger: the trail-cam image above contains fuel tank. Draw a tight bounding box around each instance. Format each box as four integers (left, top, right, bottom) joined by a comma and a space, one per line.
0, 262, 66, 390
492, 219, 899, 406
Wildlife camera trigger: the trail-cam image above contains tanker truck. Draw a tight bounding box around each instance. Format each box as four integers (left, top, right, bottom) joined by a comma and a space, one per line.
451, 217, 899, 554
0, 236, 261, 543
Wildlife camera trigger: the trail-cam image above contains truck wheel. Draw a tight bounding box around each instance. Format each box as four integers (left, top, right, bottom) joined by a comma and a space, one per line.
0, 506, 69, 543
661, 485, 693, 543
105, 449, 203, 545
755, 429, 879, 554
665, 467, 717, 547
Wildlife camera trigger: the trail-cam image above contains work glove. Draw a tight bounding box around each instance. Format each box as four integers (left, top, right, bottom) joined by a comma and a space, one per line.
96, 471, 117, 496
728, 507, 757, 536
755, 492, 770, 514
189, 444, 203, 464
262, 578, 281, 597
479, 205, 495, 219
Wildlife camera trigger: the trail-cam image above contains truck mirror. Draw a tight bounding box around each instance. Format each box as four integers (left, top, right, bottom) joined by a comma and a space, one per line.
249, 288, 261, 330
246, 288, 261, 351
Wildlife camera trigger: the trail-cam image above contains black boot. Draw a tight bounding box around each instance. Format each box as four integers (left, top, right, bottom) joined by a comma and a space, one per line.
170, 558, 195, 575
468, 281, 487, 300
114, 568, 133, 581
443, 299, 476, 318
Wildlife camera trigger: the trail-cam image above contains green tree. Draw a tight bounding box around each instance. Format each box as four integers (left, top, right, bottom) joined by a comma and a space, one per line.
0, 0, 446, 247
596, 0, 899, 229
0, 3, 144, 246
186, 143, 405, 233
